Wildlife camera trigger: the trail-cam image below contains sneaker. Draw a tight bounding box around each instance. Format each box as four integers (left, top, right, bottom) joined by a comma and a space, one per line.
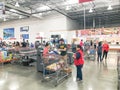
76, 78, 82, 81
76, 78, 80, 81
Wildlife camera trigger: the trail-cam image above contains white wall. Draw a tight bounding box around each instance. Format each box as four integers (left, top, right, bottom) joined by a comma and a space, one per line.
66, 17, 80, 30
66, 17, 80, 44
0, 13, 67, 43
0, 13, 79, 44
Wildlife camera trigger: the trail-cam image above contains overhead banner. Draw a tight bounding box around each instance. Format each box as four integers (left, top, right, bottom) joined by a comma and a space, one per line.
76, 27, 120, 37
0, 2, 5, 15
79, 0, 93, 3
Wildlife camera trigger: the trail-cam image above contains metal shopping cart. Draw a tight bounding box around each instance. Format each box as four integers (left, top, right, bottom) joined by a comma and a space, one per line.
87, 48, 96, 61
41, 54, 72, 87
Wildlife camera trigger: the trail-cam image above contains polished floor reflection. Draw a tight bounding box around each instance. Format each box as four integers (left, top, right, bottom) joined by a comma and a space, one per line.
0, 51, 118, 90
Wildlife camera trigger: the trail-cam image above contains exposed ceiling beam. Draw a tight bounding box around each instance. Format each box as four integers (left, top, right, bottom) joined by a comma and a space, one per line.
68, 8, 120, 18
5, 3, 31, 17
41, 1, 77, 20
5, 8, 29, 17
31, 9, 53, 14
71, 11, 120, 18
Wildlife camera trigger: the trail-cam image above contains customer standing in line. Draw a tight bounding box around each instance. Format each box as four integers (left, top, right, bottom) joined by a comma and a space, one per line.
102, 41, 109, 60
21, 39, 27, 47
26, 40, 29, 47
80, 39, 84, 47
73, 45, 84, 81
97, 42, 102, 62
71, 41, 76, 53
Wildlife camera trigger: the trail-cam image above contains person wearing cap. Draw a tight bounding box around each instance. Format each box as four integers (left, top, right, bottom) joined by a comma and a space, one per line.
58, 39, 68, 68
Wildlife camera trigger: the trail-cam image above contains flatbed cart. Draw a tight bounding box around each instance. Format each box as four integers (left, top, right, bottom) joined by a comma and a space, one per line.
41, 54, 72, 87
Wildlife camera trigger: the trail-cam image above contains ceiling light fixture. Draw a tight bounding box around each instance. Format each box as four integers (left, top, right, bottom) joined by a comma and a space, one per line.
39, 13, 42, 16
107, 5, 112, 10
37, 6, 50, 11
9, 9, 17, 12
15, 2, 20, 7
89, 8, 93, 13
66, 6, 71, 10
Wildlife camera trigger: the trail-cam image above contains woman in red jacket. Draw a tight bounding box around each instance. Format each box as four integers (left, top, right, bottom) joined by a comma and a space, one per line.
73, 45, 84, 81
102, 41, 109, 60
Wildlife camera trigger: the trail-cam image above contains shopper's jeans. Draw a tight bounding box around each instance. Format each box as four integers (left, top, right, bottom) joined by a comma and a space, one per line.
97, 52, 102, 61
76, 65, 83, 80
102, 50, 108, 60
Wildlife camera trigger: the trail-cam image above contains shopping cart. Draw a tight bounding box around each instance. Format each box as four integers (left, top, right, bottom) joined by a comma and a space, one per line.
87, 48, 96, 60
41, 54, 72, 87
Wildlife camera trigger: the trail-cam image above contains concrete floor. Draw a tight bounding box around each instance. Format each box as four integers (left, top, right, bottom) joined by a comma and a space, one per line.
0, 51, 118, 90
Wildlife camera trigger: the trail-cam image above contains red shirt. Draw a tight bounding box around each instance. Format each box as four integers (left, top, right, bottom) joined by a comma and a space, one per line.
80, 41, 83, 47
74, 50, 84, 66
43, 47, 49, 56
102, 43, 109, 52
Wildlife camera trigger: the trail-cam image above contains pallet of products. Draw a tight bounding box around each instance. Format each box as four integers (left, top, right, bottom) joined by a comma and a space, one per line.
0, 51, 18, 63
0, 51, 9, 63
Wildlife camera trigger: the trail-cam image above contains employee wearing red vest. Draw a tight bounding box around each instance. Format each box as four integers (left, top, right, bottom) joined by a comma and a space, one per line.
73, 45, 84, 81
102, 41, 109, 60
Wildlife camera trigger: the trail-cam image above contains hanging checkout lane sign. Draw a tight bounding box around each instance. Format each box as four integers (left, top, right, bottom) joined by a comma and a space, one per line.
0, 2, 5, 15
79, 0, 93, 3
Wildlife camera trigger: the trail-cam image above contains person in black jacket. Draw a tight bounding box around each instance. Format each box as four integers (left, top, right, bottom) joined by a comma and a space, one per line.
97, 42, 102, 62
21, 39, 27, 47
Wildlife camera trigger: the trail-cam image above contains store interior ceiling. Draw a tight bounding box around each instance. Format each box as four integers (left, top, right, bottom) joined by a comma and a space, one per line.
0, 0, 120, 28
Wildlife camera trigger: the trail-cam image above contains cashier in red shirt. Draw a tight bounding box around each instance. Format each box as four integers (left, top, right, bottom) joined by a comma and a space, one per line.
43, 42, 50, 56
